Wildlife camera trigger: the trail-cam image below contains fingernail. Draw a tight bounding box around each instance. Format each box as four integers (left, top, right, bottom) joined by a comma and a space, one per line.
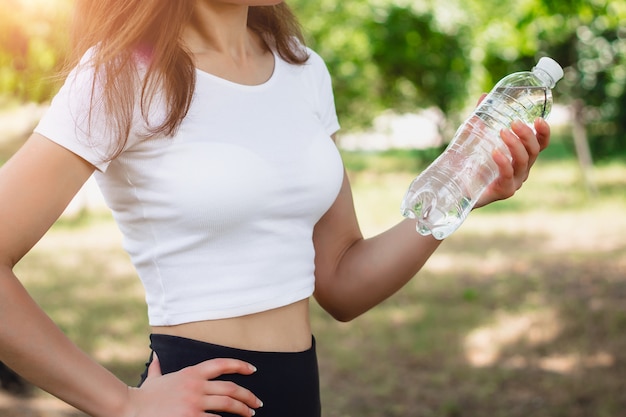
249, 365, 257, 373
250, 409, 256, 416
257, 399, 264, 407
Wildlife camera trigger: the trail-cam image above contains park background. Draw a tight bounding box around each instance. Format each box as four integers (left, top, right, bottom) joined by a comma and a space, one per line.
0, 0, 625, 416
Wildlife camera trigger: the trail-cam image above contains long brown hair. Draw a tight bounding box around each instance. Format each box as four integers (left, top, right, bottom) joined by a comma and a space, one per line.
67, 0, 307, 158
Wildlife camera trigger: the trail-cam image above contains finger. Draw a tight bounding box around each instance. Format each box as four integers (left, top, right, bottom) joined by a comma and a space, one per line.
203, 380, 258, 401
500, 127, 530, 184
194, 358, 257, 381
493, 148, 515, 192
474, 147, 515, 208
204, 380, 262, 409
202, 381, 262, 415
475, 93, 487, 106
146, 352, 162, 380
477, 148, 515, 207
202, 395, 257, 417
534, 117, 551, 151
510, 120, 540, 166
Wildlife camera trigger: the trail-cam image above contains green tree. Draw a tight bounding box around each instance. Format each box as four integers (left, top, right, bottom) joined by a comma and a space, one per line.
366, 4, 471, 133
292, 0, 474, 132
0, 0, 71, 104
464, 0, 626, 159
2, 0, 625, 159
553, 3, 626, 159
291, 0, 384, 130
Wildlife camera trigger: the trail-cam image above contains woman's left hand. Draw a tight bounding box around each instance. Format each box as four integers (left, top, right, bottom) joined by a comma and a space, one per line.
475, 117, 551, 209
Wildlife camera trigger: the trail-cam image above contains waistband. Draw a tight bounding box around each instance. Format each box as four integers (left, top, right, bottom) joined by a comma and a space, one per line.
150, 333, 316, 362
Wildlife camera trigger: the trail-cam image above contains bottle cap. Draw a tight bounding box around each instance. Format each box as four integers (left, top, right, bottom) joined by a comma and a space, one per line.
535, 57, 564, 83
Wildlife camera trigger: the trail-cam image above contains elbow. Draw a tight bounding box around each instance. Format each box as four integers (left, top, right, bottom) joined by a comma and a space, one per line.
325, 307, 353, 323
326, 308, 358, 323
314, 293, 362, 323
332, 311, 359, 323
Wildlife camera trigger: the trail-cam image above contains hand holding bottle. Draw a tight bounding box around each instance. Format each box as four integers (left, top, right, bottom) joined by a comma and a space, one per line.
401, 57, 563, 239
474, 117, 551, 209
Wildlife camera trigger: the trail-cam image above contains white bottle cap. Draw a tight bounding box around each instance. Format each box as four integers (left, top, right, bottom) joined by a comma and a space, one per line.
535, 57, 564, 83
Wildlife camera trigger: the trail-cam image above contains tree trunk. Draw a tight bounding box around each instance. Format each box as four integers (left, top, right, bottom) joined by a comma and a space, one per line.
571, 99, 598, 196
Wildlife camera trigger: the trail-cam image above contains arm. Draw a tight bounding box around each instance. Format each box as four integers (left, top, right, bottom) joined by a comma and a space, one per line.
313, 119, 550, 322
0, 134, 260, 417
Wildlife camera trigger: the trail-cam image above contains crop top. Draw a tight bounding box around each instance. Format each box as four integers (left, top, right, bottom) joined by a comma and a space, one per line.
34, 46, 344, 325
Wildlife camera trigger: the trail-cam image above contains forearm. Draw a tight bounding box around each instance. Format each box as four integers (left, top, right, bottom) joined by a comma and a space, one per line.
0, 266, 130, 417
315, 218, 442, 322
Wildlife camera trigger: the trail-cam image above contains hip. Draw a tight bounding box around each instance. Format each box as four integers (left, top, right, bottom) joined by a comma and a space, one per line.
138, 333, 321, 417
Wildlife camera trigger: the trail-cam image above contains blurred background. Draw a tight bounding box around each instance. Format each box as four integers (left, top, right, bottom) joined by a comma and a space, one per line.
0, 0, 625, 416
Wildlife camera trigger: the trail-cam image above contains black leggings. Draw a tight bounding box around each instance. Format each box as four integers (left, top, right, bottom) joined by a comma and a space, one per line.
138, 334, 321, 417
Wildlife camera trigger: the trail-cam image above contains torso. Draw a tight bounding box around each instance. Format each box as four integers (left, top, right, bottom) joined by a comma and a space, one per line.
151, 299, 312, 352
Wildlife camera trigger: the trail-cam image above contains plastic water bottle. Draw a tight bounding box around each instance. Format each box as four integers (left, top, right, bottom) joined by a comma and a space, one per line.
400, 57, 564, 240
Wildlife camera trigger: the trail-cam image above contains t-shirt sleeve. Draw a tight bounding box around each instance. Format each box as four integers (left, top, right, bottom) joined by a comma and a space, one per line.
34, 51, 127, 172
306, 48, 341, 136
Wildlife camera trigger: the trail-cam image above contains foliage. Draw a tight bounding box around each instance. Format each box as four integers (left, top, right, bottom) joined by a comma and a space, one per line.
1, 0, 626, 158
366, 5, 471, 119
296, 0, 626, 158
0, 0, 72, 104
461, 0, 626, 160
290, 0, 384, 130
559, 6, 626, 160
291, 0, 475, 131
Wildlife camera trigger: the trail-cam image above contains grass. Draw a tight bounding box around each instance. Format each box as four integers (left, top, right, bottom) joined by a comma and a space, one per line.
3, 141, 626, 417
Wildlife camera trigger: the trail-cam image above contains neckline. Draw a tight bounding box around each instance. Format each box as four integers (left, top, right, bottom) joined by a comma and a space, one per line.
194, 49, 278, 90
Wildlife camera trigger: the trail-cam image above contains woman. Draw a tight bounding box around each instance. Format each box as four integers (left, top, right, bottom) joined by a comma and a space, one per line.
0, 1, 551, 416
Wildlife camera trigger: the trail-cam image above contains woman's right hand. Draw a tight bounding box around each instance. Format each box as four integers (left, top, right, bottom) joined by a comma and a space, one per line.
125, 354, 263, 417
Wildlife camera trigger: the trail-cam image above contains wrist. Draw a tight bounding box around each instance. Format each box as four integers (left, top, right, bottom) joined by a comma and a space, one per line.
95, 385, 136, 417
119, 386, 137, 417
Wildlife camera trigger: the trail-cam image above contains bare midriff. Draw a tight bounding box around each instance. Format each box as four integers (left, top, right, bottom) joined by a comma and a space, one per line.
151, 298, 312, 353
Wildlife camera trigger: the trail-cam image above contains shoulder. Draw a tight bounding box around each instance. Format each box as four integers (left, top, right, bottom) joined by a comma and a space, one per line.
34, 46, 152, 172
304, 46, 325, 64
276, 36, 330, 76
66, 45, 148, 88
277, 42, 332, 87
303, 46, 331, 75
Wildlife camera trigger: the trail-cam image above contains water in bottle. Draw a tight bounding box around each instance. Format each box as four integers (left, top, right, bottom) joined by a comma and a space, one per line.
401, 57, 564, 240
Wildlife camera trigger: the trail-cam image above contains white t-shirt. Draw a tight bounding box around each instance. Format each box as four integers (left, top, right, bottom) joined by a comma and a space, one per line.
35, 47, 344, 325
